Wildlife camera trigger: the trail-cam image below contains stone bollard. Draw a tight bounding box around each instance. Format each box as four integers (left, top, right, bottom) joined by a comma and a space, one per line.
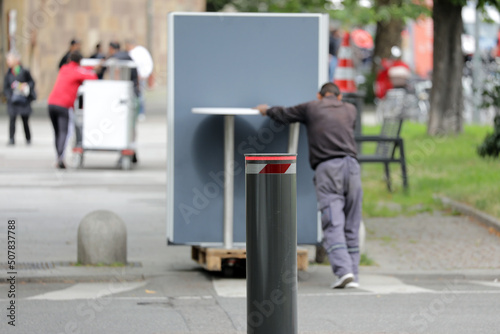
77, 210, 127, 265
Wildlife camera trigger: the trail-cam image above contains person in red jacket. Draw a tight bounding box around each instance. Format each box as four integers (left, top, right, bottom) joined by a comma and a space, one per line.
47, 51, 98, 168
495, 29, 500, 59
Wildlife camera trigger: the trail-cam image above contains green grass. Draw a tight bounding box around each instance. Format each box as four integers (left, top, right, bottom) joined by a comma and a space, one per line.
361, 122, 500, 218
380, 235, 394, 244
359, 253, 376, 266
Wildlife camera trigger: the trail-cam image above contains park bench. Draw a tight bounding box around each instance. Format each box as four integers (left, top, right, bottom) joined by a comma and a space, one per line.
356, 117, 408, 191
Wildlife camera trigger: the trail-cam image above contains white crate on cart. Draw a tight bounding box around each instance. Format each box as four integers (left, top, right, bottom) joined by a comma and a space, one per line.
82, 80, 135, 150
69, 80, 136, 170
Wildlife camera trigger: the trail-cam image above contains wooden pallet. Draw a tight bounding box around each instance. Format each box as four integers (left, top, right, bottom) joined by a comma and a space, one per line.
192, 246, 309, 271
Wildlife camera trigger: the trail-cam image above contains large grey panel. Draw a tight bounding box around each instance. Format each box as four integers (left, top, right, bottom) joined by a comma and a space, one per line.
168, 13, 327, 244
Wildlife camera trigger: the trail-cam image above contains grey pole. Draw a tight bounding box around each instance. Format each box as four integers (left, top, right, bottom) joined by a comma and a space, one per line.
246, 153, 297, 334
287, 123, 300, 154
472, 3, 481, 124
224, 115, 234, 249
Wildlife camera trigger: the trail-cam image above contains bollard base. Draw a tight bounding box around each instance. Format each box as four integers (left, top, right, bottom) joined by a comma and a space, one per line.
191, 246, 309, 272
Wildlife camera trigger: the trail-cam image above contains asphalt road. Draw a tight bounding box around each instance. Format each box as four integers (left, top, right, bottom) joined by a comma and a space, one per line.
1, 273, 500, 334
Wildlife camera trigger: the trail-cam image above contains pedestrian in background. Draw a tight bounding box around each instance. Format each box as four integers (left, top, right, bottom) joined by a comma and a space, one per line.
255, 82, 363, 289
48, 51, 98, 169
107, 41, 140, 164
90, 42, 105, 79
494, 28, 500, 59
58, 39, 81, 69
329, 28, 341, 82
125, 39, 153, 121
90, 42, 105, 60
3, 51, 36, 146
107, 41, 139, 96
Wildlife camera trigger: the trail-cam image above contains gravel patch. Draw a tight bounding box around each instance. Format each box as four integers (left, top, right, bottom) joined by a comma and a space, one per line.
364, 211, 500, 271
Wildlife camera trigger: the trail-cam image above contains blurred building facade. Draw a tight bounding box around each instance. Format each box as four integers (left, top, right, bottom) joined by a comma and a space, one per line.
0, 0, 205, 99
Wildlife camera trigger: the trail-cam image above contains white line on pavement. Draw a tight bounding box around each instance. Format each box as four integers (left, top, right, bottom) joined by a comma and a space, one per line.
470, 280, 500, 288
212, 275, 433, 297
212, 275, 500, 298
27, 281, 147, 300
2, 289, 500, 303
213, 278, 247, 298
356, 275, 434, 294
300, 290, 500, 297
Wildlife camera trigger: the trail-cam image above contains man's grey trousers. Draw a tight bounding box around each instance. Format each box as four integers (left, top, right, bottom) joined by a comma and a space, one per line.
314, 156, 363, 282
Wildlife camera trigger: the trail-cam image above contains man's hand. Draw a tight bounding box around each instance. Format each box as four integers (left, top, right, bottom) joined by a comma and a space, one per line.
254, 104, 269, 116
94, 60, 104, 71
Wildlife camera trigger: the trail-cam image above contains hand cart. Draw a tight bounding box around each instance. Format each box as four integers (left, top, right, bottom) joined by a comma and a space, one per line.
71, 59, 138, 170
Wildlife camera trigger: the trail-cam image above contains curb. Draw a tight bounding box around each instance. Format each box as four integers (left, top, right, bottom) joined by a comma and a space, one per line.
436, 195, 500, 233
0, 265, 150, 284
1, 274, 145, 284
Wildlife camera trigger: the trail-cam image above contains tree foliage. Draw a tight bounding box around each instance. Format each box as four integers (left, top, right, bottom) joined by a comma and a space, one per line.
206, 0, 329, 13
206, 0, 430, 23
327, 0, 429, 26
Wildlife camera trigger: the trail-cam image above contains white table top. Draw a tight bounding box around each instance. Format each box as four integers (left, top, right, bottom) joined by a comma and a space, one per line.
192, 108, 260, 115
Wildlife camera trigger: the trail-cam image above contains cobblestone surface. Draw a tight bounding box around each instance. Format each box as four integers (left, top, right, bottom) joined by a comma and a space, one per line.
364, 211, 500, 271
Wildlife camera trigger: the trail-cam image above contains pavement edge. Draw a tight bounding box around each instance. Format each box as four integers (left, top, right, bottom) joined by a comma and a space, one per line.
436, 195, 500, 233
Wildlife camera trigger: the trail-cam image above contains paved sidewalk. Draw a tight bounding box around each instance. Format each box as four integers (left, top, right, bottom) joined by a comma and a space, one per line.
1, 112, 499, 282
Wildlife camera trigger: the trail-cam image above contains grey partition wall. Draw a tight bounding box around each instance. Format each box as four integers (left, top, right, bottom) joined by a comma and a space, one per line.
167, 12, 328, 245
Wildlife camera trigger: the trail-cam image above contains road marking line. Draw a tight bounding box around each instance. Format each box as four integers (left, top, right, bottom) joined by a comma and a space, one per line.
212, 275, 500, 297
3, 290, 500, 303
104, 296, 170, 301
356, 275, 434, 294
176, 295, 213, 300
300, 290, 500, 297
27, 281, 147, 300
212, 275, 433, 297
213, 278, 246, 298
470, 280, 500, 289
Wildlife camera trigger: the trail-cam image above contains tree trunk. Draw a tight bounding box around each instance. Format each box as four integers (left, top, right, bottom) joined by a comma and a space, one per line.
428, 0, 464, 135
371, 0, 404, 75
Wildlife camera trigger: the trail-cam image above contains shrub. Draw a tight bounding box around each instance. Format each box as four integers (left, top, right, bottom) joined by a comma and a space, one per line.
477, 115, 500, 158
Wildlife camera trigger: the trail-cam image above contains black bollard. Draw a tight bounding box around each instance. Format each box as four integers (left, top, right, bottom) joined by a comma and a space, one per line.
245, 153, 297, 334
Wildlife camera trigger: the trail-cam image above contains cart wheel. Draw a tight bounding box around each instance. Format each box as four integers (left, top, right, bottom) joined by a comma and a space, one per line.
121, 156, 132, 170
71, 153, 84, 169
222, 265, 235, 278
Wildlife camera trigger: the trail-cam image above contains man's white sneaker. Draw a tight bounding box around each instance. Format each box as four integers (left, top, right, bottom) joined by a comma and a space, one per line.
345, 281, 359, 288
331, 273, 354, 289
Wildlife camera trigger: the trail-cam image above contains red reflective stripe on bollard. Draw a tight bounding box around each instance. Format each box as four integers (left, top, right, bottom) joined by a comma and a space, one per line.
246, 163, 296, 174
245, 156, 297, 161
259, 163, 291, 174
